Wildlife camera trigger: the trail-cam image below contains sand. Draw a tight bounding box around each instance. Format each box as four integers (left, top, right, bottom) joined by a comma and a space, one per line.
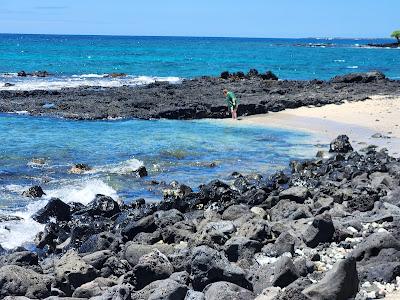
222, 95, 400, 157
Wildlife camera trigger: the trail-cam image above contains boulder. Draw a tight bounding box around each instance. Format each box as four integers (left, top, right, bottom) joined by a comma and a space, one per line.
72, 277, 116, 298
54, 250, 97, 295
131, 249, 174, 290
92, 284, 132, 300
0, 251, 38, 268
225, 237, 262, 263
22, 186, 45, 198
32, 198, 71, 223
0, 265, 52, 299
190, 245, 250, 290
250, 256, 299, 294
237, 218, 271, 242
350, 232, 400, 261
82, 250, 114, 269
279, 186, 310, 203
121, 214, 157, 241
79, 231, 120, 253
135, 166, 148, 177
185, 290, 206, 300
203, 281, 255, 300
302, 214, 335, 248
123, 242, 175, 266
262, 232, 297, 257
270, 200, 312, 221
329, 135, 353, 153
302, 257, 359, 300
83, 194, 121, 218
221, 204, 252, 221
131, 279, 188, 300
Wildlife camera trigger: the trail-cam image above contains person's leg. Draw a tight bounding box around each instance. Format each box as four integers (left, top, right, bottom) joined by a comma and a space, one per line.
231, 107, 235, 119
233, 107, 238, 119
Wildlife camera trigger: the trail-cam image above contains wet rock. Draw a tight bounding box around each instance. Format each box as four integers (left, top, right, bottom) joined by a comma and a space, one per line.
69, 163, 91, 174
302, 257, 359, 300
54, 250, 97, 295
104, 73, 127, 78
190, 245, 250, 290
131, 278, 188, 299
121, 214, 157, 241
302, 214, 335, 248
203, 281, 255, 300
32, 198, 71, 224
135, 166, 148, 177
0, 265, 52, 299
329, 135, 353, 153
79, 231, 120, 253
22, 185, 45, 198
78, 194, 121, 218
17, 70, 27, 77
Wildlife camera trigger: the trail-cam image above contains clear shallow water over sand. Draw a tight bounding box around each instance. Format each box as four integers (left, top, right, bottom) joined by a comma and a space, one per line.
0, 35, 399, 90
0, 114, 317, 248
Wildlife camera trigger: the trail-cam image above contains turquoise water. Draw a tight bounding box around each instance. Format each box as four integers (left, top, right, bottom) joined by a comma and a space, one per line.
0, 35, 399, 87
0, 114, 316, 248
0, 34, 396, 248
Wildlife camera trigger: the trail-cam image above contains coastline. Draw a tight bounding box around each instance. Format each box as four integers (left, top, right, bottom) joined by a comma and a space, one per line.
220, 95, 400, 157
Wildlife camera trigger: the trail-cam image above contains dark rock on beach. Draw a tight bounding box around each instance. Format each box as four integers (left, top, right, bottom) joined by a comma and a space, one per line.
3, 135, 400, 299
1, 71, 399, 120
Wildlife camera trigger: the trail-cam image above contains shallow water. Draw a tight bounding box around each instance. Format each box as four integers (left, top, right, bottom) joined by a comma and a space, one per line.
0, 113, 318, 248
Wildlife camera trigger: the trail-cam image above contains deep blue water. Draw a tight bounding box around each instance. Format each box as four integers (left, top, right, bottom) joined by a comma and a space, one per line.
0, 34, 399, 84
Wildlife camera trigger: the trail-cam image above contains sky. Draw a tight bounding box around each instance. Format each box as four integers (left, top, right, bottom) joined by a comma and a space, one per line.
0, 0, 398, 38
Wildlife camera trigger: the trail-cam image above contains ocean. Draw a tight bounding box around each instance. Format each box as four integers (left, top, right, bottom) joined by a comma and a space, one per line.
0, 34, 399, 90
0, 34, 397, 249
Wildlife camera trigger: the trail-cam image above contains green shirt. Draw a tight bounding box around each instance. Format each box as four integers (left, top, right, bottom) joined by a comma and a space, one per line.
225, 91, 238, 108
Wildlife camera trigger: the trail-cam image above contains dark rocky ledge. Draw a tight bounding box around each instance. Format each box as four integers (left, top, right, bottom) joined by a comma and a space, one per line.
0, 71, 399, 120
1, 135, 400, 299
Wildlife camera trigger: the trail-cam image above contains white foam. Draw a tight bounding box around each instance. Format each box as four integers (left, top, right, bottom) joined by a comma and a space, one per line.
334, 59, 346, 63
91, 158, 144, 175
347, 66, 359, 69
0, 75, 181, 91
0, 200, 46, 249
45, 178, 118, 205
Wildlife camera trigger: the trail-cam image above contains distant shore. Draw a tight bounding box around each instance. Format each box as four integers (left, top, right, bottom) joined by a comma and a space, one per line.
0, 71, 399, 120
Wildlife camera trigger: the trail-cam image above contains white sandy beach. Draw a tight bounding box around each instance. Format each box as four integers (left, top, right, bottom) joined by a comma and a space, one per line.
223, 95, 400, 157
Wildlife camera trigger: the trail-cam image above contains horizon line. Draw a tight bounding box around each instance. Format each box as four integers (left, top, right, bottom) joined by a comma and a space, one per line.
0, 32, 392, 40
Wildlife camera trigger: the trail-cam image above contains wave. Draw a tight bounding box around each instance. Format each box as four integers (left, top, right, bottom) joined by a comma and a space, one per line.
90, 158, 144, 175
0, 178, 118, 249
0, 74, 182, 91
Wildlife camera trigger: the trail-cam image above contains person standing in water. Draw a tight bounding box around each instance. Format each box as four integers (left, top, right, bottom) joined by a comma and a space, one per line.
223, 89, 239, 119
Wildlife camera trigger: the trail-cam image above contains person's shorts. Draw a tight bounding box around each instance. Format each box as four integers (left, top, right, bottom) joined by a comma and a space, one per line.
230, 104, 238, 111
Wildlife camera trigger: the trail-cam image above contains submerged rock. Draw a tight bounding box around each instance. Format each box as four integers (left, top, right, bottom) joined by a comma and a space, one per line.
22, 185, 45, 198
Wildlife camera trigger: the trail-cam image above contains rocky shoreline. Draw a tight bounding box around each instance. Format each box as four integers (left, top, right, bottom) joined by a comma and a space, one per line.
1, 71, 400, 120
1, 135, 400, 299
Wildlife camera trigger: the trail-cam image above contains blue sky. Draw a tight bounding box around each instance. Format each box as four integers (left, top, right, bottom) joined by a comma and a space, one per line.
0, 1, 398, 38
